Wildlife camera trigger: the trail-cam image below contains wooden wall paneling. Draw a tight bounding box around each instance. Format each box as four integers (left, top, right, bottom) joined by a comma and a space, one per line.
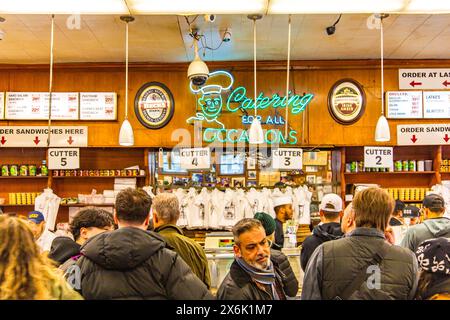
1, 60, 450, 147
435, 146, 442, 185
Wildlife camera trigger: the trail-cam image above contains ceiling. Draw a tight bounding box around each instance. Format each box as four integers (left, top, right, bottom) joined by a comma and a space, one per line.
0, 13, 449, 64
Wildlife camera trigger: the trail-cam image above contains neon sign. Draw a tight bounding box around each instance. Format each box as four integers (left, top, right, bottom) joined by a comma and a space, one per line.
187, 70, 314, 144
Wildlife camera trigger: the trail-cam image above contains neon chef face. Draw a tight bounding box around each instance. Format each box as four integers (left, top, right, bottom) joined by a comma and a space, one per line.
199, 93, 223, 119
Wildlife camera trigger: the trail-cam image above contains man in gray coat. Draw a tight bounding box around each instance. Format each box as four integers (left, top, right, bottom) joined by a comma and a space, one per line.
400, 194, 450, 252
302, 188, 418, 300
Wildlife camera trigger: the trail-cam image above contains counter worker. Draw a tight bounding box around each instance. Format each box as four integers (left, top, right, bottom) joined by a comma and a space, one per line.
273, 196, 294, 248
27, 210, 56, 254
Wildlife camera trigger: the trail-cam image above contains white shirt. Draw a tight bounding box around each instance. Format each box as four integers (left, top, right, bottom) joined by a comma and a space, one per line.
34, 188, 61, 231
174, 188, 188, 228
36, 229, 56, 253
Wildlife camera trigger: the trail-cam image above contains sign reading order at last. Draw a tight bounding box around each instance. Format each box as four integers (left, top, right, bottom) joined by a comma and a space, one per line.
179, 147, 211, 170
272, 148, 303, 170
364, 146, 393, 169
48, 148, 80, 170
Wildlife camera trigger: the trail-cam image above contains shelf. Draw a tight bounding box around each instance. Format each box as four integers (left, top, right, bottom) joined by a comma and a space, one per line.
52, 175, 146, 179
344, 171, 435, 175
400, 200, 424, 203
0, 176, 48, 179
60, 203, 114, 207
0, 204, 35, 207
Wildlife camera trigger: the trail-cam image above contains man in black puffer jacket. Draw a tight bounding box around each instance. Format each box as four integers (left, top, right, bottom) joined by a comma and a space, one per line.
74, 188, 213, 300
300, 193, 344, 271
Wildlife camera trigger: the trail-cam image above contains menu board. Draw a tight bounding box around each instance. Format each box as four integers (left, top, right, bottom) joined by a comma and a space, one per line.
80, 92, 117, 120
0, 92, 4, 120
423, 91, 450, 119
5, 92, 79, 120
386, 91, 423, 119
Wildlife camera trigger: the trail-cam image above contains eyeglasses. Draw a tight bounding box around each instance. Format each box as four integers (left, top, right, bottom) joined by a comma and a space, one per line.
242, 238, 273, 252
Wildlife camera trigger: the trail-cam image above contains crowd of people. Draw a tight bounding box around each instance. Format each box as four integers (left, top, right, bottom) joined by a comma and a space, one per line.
0, 186, 449, 300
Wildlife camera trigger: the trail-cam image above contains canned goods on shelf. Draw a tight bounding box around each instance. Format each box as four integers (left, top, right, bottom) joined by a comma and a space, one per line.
409, 160, 416, 172
19, 165, 28, 176
10, 164, 19, 176
394, 161, 402, 172
1, 164, 9, 176
29, 164, 37, 176
402, 160, 409, 172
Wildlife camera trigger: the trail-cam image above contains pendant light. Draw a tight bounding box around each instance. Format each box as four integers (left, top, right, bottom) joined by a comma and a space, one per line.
374, 14, 390, 142
248, 14, 264, 145
119, 15, 135, 146
284, 15, 291, 140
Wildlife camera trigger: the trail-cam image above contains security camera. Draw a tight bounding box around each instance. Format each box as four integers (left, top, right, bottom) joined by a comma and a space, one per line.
222, 28, 232, 42
204, 14, 216, 23
326, 25, 335, 36
187, 39, 209, 86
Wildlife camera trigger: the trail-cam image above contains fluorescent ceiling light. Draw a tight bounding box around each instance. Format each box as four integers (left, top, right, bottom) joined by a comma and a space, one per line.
268, 0, 405, 14
129, 0, 266, 14
268, 0, 450, 14
405, 0, 450, 13
0, 0, 129, 14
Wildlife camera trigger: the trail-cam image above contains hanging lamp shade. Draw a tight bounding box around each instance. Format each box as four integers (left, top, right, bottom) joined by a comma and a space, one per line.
375, 115, 390, 142
119, 119, 134, 146
249, 117, 264, 144
248, 14, 263, 145
374, 13, 390, 142
119, 15, 134, 146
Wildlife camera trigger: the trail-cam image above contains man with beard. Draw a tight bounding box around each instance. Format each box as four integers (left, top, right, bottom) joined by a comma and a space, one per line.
217, 218, 288, 300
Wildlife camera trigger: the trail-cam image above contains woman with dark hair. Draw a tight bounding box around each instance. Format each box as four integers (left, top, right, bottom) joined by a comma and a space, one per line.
415, 237, 450, 300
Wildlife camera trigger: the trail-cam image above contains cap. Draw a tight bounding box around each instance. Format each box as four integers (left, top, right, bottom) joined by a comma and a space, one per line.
394, 199, 406, 212
319, 193, 343, 213
415, 237, 450, 275
422, 194, 445, 209
27, 211, 45, 224
403, 205, 420, 218
254, 212, 276, 236
272, 196, 292, 208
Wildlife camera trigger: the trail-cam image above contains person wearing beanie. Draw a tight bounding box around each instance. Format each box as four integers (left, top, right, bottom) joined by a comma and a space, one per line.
414, 237, 450, 300
390, 199, 405, 226
254, 212, 299, 297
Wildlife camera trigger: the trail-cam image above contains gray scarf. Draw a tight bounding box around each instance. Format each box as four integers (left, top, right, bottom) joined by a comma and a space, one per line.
236, 257, 280, 300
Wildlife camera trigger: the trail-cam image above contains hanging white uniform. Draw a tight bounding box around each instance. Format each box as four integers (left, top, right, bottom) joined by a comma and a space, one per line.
245, 188, 264, 216
235, 189, 253, 219
174, 188, 188, 228
262, 188, 276, 218
209, 189, 224, 229
185, 188, 200, 229
293, 186, 312, 225
191, 188, 210, 228
219, 189, 239, 230
34, 188, 61, 232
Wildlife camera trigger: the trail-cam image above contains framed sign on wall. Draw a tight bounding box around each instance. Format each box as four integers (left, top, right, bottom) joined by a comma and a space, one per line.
327, 79, 366, 125
134, 82, 175, 129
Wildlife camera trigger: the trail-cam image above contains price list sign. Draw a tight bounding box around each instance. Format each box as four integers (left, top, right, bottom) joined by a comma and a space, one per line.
386, 91, 423, 119
5, 92, 79, 120
80, 92, 117, 120
423, 91, 450, 119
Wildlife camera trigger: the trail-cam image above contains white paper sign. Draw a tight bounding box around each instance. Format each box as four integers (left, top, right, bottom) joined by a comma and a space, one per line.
399, 69, 450, 90
0, 92, 4, 119
364, 146, 393, 168
5, 92, 79, 120
179, 148, 211, 170
397, 124, 450, 146
272, 148, 303, 170
423, 91, 450, 119
48, 148, 80, 169
0, 126, 88, 147
80, 92, 117, 120
386, 91, 423, 119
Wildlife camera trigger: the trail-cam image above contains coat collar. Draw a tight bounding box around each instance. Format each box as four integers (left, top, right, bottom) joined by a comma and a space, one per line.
347, 227, 385, 239
154, 224, 184, 235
